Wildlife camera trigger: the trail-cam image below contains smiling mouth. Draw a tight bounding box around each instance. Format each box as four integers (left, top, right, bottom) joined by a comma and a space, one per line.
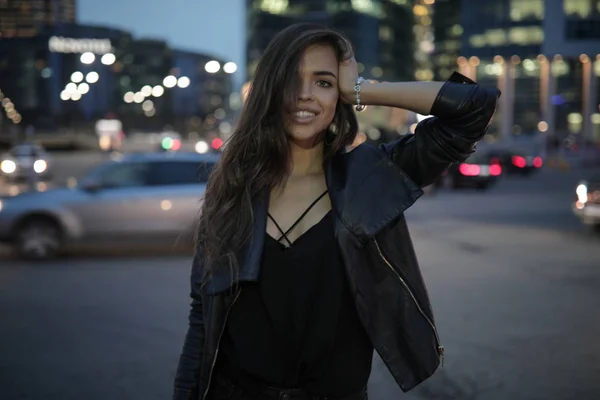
294, 111, 317, 118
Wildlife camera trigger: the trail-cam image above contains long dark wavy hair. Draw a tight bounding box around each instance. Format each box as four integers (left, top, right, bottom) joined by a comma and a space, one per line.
197, 23, 359, 279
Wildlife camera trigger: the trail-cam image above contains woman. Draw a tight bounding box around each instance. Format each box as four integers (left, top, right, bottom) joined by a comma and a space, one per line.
174, 23, 499, 400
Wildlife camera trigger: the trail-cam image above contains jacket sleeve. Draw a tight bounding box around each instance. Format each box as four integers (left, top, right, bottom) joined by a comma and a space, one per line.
173, 248, 206, 400
379, 72, 500, 187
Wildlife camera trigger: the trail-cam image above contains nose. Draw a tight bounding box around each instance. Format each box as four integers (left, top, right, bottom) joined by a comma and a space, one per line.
298, 81, 313, 101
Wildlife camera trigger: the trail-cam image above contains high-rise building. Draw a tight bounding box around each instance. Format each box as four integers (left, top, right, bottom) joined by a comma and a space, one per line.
0, 0, 76, 38
246, 0, 426, 82
433, 0, 600, 143
0, 24, 236, 137
432, 0, 461, 81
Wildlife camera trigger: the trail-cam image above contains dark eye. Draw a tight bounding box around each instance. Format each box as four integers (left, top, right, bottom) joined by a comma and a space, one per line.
316, 80, 333, 88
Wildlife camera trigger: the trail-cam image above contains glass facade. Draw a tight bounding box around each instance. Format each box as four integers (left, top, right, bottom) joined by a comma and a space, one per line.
434, 0, 600, 140
246, 0, 418, 82
0, 0, 76, 38
0, 24, 234, 133
564, 0, 600, 39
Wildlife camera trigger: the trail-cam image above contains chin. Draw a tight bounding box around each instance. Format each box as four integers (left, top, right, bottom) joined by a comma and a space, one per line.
289, 126, 327, 146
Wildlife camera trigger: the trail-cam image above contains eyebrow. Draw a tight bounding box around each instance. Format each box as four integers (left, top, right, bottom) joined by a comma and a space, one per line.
313, 70, 337, 79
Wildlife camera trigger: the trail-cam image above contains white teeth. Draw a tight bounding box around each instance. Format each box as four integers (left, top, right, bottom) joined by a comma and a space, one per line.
295, 111, 316, 118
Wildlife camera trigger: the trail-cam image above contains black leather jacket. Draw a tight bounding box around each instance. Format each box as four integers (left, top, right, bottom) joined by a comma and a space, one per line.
173, 72, 500, 400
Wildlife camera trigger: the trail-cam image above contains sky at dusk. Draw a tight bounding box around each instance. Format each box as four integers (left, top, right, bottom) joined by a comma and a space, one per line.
78, 0, 245, 85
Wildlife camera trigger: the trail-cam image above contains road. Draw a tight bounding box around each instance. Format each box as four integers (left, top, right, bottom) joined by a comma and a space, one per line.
1, 160, 599, 400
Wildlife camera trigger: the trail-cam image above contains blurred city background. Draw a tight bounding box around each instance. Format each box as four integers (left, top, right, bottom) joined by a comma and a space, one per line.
0, 1, 599, 400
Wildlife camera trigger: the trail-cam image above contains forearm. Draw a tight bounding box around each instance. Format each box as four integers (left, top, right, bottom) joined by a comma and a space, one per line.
359, 81, 445, 115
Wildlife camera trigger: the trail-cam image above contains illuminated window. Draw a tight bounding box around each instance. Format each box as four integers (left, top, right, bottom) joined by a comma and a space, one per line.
258, 0, 288, 14
510, 0, 544, 21
379, 26, 392, 41
413, 4, 428, 16
469, 34, 487, 48
509, 27, 544, 45
449, 24, 463, 37
351, 0, 383, 17
564, 0, 593, 18
485, 29, 507, 46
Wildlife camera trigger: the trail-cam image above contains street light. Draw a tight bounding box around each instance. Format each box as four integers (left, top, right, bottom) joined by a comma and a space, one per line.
223, 62, 237, 74
71, 71, 84, 83
177, 76, 191, 88
141, 85, 153, 97
142, 99, 154, 112
133, 92, 145, 103
163, 75, 177, 88
124, 91, 135, 103
80, 52, 95, 64
205, 60, 220, 73
65, 82, 78, 93
86, 71, 99, 83
151, 85, 164, 97
101, 53, 116, 66
77, 82, 90, 94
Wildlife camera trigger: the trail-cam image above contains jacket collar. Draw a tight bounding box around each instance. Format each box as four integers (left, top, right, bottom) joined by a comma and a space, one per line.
325, 144, 423, 245
203, 144, 423, 295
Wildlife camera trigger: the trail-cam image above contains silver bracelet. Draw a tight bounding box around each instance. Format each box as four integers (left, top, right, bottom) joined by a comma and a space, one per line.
354, 76, 366, 112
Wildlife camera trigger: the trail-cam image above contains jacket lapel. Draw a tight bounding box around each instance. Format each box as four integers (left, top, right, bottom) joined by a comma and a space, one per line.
202, 189, 268, 295
325, 144, 423, 246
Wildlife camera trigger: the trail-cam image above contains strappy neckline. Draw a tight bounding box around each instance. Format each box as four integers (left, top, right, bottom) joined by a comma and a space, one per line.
267, 190, 329, 247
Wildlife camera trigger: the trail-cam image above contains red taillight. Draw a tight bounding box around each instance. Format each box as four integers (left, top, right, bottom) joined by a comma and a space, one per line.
211, 137, 223, 150
490, 157, 501, 165
533, 156, 543, 168
490, 164, 502, 176
511, 155, 527, 168
171, 139, 181, 151
459, 163, 480, 176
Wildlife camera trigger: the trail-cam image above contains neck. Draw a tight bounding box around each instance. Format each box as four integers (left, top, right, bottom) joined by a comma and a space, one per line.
289, 139, 324, 177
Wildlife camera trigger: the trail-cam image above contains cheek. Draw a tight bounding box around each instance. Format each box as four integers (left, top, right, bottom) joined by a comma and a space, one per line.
321, 92, 339, 121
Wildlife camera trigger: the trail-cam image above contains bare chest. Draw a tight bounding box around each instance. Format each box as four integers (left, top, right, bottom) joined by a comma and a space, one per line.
267, 177, 331, 245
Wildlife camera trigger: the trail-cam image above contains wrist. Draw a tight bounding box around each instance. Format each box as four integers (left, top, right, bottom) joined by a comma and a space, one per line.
355, 80, 379, 106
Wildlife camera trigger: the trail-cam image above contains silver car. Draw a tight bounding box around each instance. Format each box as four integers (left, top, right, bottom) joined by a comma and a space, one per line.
0, 152, 218, 259
0, 143, 53, 182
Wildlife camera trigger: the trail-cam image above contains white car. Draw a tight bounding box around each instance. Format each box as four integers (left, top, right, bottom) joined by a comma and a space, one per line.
0, 143, 52, 182
573, 176, 600, 232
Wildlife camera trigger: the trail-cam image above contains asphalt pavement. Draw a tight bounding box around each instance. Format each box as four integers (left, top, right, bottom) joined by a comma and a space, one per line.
1, 160, 599, 400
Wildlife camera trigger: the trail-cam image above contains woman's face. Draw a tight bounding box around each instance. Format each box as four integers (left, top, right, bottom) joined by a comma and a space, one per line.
286, 44, 339, 148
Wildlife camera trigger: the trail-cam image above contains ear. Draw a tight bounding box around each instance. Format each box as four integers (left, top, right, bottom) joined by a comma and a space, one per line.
345, 132, 367, 153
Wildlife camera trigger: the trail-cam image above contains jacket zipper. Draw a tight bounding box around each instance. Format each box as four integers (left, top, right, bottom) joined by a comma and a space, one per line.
373, 239, 445, 367
202, 288, 242, 400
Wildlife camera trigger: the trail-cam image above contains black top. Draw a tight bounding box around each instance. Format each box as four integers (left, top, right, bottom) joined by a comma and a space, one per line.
217, 193, 374, 397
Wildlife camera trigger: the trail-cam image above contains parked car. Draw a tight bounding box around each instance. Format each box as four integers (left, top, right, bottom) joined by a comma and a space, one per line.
573, 175, 600, 232
0, 152, 218, 259
0, 143, 52, 182
488, 148, 543, 175
443, 151, 503, 190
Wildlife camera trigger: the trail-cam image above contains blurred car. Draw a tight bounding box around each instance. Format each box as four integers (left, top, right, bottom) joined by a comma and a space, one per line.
444, 152, 502, 190
0, 143, 52, 182
488, 149, 543, 175
573, 175, 600, 232
0, 152, 218, 260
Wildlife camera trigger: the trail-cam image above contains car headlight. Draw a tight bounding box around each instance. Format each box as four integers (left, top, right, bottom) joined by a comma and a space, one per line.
1, 160, 16, 174
576, 183, 588, 204
33, 159, 47, 173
